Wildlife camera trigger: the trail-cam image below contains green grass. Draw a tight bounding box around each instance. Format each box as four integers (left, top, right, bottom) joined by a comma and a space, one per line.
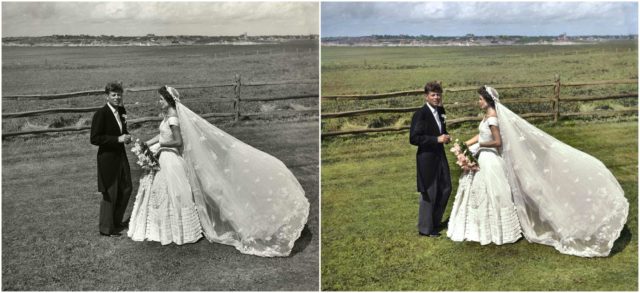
321, 41, 637, 133
2, 120, 319, 290
320, 120, 637, 291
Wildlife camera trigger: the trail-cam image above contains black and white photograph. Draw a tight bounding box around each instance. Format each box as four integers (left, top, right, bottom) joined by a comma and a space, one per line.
2, 2, 319, 290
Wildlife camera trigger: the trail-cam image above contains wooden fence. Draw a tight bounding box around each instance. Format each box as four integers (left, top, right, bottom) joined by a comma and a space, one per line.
321, 76, 637, 138
2, 75, 318, 138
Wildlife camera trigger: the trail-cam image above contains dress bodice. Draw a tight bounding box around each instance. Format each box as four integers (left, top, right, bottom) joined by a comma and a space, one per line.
478, 116, 499, 146
159, 116, 180, 152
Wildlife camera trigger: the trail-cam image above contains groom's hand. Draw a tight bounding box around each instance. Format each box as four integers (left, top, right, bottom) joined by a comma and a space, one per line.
437, 134, 451, 144
118, 134, 132, 144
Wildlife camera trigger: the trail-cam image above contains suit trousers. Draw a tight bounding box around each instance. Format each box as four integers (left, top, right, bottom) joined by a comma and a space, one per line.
418, 158, 452, 235
99, 157, 132, 234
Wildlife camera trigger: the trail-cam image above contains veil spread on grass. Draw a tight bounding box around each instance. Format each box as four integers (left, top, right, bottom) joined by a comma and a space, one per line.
495, 102, 628, 257
176, 102, 309, 257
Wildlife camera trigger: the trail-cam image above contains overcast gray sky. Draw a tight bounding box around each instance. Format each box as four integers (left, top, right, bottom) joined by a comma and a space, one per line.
322, 2, 638, 37
3, 2, 319, 37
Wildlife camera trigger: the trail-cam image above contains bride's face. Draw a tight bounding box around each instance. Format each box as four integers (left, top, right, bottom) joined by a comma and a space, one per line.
158, 96, 169, 110
478, 95, 489, 110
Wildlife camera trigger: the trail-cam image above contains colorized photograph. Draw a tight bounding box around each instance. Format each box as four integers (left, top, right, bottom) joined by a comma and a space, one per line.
321, 2, 637, 291
2, 2, 319, 290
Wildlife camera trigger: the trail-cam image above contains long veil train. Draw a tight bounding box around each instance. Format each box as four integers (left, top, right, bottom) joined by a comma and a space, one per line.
496, 102, 628, 257
176, 102, 309, 257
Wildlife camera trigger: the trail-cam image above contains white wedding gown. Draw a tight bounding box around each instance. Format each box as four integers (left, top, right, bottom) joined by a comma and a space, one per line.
128, 116, 203, 245
129, 102, 309, 257
447, 117, 522, 245
448, 103, 628, 257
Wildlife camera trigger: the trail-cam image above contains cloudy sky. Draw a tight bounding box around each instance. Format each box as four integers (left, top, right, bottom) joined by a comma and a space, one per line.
2, 2, 319, 37
322, 2, 638, 37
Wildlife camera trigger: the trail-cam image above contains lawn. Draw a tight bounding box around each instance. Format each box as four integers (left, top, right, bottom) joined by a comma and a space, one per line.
320, 120, 637, 291
2, 119, 319, 290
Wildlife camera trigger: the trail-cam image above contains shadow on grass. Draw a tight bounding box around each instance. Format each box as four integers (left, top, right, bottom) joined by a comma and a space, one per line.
610, 224, 632, 256
290, 224, 313, 256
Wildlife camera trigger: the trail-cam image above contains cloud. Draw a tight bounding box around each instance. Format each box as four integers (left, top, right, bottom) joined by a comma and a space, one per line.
322, 2, 637, 36
2, 2, 318, 36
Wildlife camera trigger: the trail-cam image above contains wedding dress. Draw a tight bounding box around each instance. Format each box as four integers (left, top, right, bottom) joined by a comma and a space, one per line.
448, 93, 628, 257
447, 117, 522, 245
128, 98, 309, 257
128, 116, 203, 245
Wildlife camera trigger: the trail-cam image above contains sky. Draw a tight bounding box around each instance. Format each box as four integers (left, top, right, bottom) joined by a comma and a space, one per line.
2, 2, 319, 37
322, 2, 638, 37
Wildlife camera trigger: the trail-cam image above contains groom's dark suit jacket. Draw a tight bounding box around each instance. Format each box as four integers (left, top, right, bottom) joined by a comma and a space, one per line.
409, 104, 449, 192
90, 104, 130, 192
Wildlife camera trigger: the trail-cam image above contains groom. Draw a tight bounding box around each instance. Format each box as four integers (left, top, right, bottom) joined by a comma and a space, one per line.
90, 81, 132, 237
409, 81, 452, 237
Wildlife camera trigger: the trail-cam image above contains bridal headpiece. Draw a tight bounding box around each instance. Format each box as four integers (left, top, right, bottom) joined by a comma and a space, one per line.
484, 85, 500, 103
166, 86, 181, 103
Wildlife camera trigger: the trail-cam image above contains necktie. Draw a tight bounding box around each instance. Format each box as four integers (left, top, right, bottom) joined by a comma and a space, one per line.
114, 108, 123, 133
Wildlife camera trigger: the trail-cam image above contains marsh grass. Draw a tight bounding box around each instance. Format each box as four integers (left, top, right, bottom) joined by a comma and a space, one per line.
321, 41, 637, 133
2, 41, 319, 133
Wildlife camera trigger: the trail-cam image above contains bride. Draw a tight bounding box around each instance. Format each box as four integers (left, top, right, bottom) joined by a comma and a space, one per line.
127, 86, 310, 257
447, 86, 628, 257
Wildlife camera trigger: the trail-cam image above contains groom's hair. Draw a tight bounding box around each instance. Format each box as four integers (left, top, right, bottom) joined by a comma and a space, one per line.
424, 81, 443, 94
478, 86, 496, 109
104, 81, 123, 94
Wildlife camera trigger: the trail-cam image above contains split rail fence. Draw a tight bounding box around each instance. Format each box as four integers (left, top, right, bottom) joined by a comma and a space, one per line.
321, 76, 638, 138
2, 74, 319, 138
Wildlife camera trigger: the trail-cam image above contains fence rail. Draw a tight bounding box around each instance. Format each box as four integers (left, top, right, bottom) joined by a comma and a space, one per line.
321, 76, 638, 138
2, 75, 319, 139
3, 79, 318, 100
322, 93, 638, 119
321, 79, 637, 100
2, 108, 318, 138
322, 109, 638, 138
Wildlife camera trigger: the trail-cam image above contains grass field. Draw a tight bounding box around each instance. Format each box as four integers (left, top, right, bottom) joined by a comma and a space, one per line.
320, 120, 637, 291
2, 41, 318, 133
2, 119, 319, 290
321, 41, 637, 133
2, 41, 319, 290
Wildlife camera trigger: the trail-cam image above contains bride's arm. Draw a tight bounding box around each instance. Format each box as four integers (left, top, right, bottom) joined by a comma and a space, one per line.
479, 125, 502, 148
465, 134, 479, 146
159, 125, 183, 148
145, 135, 160, 146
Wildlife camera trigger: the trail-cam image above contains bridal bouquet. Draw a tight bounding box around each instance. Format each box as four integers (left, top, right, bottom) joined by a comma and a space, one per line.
131, 138, 160, 171
450, 139, 479, 172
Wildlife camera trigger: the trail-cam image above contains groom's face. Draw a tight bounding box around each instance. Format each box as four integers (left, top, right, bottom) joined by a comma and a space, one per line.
425, 91, 442, 107
106, 91, 124, 107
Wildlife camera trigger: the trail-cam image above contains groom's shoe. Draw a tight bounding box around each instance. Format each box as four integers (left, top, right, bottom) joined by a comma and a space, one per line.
418, 232, 440, 237
100, 232, 121, 237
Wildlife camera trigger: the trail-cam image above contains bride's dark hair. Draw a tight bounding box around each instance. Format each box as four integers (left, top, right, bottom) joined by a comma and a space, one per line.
158, 86, 177, 108
477, 86, 496, 109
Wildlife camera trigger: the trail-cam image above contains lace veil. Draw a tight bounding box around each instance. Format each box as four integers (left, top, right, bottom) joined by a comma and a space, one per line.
174, 100, 309, 257
493, 89, 628, 257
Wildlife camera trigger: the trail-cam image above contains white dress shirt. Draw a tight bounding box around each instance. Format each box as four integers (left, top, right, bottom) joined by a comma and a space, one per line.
426, 103, 442, 134
106, 102, 123, 133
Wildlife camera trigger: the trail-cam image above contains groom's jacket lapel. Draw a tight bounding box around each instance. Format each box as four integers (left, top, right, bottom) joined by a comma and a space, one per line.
422, 105, 440, 135
437, 106, 447, 134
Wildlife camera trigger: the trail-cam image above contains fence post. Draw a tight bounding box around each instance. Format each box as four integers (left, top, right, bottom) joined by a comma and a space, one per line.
234, 74, 241, 122
553, 74, 561, 123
